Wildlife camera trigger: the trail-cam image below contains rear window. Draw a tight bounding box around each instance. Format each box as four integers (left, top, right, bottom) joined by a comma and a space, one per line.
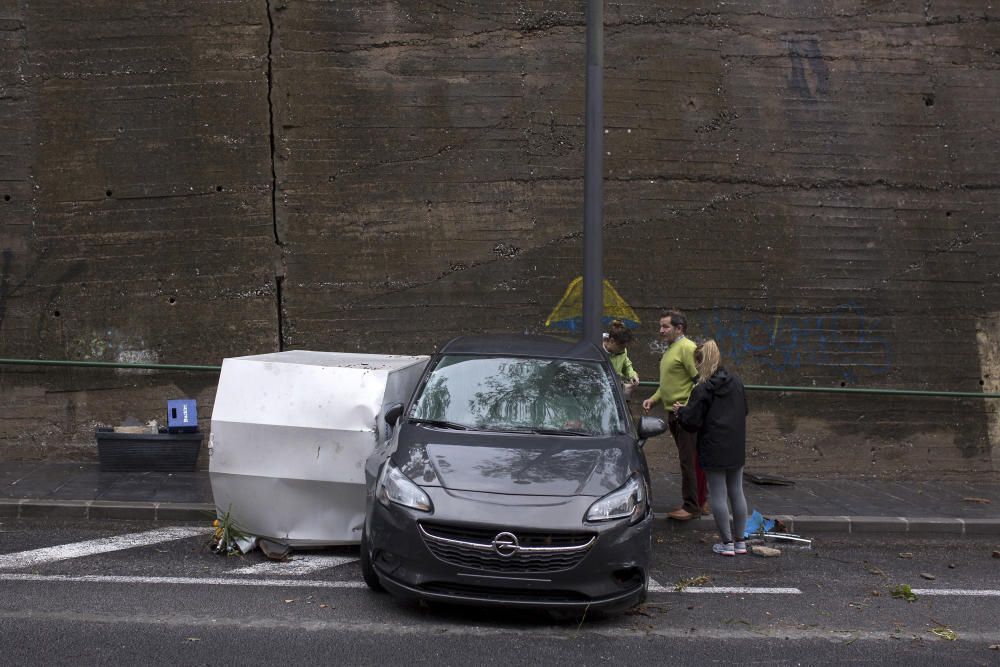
411, 354, 625, 436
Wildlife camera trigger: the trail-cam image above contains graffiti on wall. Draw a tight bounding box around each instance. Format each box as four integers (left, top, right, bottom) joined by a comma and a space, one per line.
648, 303, 892, 382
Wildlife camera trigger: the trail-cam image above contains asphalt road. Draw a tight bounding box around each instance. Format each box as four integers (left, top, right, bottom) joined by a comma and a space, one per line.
1, 518, 998, 665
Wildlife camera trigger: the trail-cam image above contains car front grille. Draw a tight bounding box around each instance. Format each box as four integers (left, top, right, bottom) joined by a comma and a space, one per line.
418, 522, 595, 573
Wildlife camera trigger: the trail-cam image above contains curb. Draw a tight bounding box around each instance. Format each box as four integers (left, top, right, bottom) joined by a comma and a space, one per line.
0, 498, 215, 522
650, 512, 1000, 537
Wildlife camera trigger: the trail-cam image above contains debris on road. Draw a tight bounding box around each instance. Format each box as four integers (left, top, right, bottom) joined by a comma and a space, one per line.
210, 508, 254, 556
743, 509, 812, 549
751, 545, 781, 557
898, 552, 914, 559
930, 627, 957, 641
891, 584, 917, 602
962, 497, 991, 504
863, 561, 886, 577
920, 572, 936, 580
259, 539, 291, 561
744, 472, 795, 486
675, 575, 710, 591
992, 550, 1000, 559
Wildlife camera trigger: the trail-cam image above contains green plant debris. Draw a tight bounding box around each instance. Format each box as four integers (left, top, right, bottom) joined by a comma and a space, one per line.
891, 584, 917, 602
675, 575, 710, 592
210, 506, 249, 556
930, 627, 957, 641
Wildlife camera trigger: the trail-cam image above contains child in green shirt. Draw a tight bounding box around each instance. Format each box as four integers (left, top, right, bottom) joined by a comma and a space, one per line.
603, 320, 640, 398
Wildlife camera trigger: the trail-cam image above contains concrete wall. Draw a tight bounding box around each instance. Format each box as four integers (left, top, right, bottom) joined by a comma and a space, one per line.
0, 1, 997, 478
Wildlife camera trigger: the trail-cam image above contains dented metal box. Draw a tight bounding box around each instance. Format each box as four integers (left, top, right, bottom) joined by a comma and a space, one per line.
209, 350, 428, 546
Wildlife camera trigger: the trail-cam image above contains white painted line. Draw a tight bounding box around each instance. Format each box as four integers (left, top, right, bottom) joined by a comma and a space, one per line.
911, 589, 1000, 597
648, 577, 668, 593
678, 587, 801, 595
0, 573, 366, 588
649, 579, 798, 594
0, 527, 207, 570
229, 555, 358, 576
0, 572, 803, 596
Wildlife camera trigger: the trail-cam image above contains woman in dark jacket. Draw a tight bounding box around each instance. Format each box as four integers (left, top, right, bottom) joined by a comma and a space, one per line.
674, 340, 749, 556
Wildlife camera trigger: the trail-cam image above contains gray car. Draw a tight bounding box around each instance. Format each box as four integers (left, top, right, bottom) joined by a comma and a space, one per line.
361, 334, 667, 613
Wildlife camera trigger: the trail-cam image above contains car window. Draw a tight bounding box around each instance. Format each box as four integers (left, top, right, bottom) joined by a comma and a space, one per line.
411, 355, 625, 435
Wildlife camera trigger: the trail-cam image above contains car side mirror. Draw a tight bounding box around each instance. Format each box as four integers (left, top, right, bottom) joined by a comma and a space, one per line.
637, 416, 667, 442
384, 403, 404, 427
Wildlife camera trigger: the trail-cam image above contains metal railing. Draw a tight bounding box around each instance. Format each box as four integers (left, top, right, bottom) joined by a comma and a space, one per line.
2, 357, 999, 399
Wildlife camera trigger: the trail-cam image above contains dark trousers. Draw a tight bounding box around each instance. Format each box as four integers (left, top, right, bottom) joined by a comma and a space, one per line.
668, 413, 707, 513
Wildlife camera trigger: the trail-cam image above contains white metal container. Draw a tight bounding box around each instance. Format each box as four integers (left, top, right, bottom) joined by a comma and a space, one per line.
209, 350, 428, 546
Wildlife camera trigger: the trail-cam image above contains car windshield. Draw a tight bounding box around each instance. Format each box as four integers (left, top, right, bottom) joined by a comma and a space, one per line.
410, 354, 626, 436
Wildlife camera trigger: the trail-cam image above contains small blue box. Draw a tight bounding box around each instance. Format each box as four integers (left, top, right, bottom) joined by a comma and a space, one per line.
167, 399, 198, 433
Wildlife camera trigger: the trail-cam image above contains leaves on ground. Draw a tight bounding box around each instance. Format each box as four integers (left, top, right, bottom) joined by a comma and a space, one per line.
962, 497, 991, 504
675, 575, 710, 591
891, 584, 917, 602
930, 627, 957, 641
897, 552, 914, 559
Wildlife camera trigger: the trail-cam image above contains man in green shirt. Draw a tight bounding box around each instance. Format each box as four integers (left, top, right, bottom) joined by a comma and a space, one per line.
642, 310, 706, 520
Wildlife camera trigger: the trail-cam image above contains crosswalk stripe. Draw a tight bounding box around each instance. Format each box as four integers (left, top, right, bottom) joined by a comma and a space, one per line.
0, 527, 207, 570
229, 555, 359, 576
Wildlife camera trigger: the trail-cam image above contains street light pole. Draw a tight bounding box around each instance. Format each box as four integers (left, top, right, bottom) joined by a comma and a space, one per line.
582, 0, 604, 346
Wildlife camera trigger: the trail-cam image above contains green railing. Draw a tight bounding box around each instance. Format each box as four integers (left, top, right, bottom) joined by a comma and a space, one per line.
2, 357, 1000, 399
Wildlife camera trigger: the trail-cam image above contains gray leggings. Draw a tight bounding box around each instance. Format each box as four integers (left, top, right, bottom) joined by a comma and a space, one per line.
706, 466, 748, 544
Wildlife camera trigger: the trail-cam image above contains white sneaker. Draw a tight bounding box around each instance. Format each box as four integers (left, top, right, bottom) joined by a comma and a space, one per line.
713, 542, 735, 556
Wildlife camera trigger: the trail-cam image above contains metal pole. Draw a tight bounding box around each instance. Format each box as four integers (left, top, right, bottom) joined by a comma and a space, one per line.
582, 0, 604, 346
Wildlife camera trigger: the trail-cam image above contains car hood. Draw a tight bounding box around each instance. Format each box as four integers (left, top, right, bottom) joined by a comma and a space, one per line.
394, 429, 635, 497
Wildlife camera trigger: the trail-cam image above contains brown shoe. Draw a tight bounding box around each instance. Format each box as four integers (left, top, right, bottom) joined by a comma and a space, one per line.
700, 502, 711, 515
667, 508, 696, 521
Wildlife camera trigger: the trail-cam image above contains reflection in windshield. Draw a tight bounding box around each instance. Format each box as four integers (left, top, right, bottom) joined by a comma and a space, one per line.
411, 355, 625, 435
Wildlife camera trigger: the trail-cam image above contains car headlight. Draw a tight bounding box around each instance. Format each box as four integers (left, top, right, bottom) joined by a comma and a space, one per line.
585, 473, 647, 523
377, 461, 433, 512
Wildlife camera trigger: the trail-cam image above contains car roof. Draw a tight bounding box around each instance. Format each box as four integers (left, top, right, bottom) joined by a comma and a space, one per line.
438, 334, 606, 361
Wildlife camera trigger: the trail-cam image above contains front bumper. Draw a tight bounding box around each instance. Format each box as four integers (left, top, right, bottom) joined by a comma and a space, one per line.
366, 488, 652, 611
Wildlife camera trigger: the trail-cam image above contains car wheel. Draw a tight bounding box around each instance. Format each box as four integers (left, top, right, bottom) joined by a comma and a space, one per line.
360, 528, 384, 592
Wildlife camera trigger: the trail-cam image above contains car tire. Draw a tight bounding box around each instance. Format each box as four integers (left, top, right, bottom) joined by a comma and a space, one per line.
360, 528, 384, 592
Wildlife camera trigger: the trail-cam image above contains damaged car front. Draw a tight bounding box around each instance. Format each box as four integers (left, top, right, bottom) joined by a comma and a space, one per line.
361, 334, 667, 613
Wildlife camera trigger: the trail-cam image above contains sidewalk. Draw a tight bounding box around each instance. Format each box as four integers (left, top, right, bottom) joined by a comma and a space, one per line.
1, 461, 997, 536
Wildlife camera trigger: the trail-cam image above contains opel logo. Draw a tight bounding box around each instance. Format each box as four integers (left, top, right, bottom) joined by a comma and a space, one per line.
491, 531, 519, 557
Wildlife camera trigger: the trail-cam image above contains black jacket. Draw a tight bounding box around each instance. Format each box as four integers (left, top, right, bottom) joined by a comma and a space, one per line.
677, 367, 748, 470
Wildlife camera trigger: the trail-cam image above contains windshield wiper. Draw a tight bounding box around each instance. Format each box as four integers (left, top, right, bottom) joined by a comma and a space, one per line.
530, 427, 592, 436
409, 418, 469, 431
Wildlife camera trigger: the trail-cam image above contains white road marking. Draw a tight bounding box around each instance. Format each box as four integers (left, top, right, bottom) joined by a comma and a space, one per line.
0, 527, 207, 570
680, 586, 802, 594
911, 589, 1000, 597
0, 573, 366, 588
1, 572, 802, 596
648, 577, 668, 592
229, 555, 359, 576
649, 578, 799, 594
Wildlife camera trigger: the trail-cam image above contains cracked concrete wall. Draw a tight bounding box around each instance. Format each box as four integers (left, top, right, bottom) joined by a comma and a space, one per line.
0, 1, 998, 478
0, 1, 278, 459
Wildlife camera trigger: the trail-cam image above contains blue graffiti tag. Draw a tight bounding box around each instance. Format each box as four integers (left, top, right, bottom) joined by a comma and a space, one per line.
647, 304, 891, 383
